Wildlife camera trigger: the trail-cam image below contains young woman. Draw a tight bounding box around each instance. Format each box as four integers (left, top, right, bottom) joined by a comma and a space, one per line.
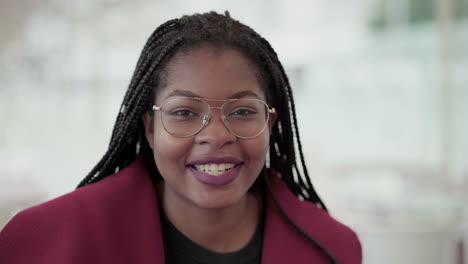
0, 11, 361, 264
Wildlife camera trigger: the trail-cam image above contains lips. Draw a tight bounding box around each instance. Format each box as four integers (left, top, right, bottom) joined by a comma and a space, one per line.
187, 157, 243, 186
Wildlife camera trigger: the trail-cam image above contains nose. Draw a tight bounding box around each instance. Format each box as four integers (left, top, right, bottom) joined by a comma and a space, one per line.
194, 112, 236, 149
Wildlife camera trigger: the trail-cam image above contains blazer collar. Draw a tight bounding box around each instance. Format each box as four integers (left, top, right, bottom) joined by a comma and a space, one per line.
128, 158, 330, 263
261, 170, 331, 263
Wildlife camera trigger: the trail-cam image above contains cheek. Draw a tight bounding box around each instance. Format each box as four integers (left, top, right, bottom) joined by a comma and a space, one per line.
243, 132, 270, 164
152, 127, 192, 170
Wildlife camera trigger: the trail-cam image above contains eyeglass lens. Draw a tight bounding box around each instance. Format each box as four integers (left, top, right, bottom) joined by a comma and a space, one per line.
159, 97, 269, 138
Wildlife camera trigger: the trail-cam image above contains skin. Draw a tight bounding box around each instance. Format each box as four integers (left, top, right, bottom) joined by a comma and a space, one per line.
143, 46, 276, 253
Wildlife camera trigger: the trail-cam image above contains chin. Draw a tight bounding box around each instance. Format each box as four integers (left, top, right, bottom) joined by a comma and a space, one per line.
192, 190, 246, 210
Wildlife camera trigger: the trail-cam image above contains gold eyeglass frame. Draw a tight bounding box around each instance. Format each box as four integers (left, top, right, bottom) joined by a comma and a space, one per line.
152, 97, 276, 139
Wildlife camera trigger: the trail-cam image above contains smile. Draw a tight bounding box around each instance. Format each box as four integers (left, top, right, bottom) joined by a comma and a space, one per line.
193, 163, 239, 176
188, 157, 243, 186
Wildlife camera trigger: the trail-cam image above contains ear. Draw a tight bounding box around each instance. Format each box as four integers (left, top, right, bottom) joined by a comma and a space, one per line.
267, 111, 277, 134
142, 112, 154, 149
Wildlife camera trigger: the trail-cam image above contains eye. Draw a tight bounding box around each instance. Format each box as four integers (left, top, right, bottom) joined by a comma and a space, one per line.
170, 109, 197, 117
230, 108, 257, 116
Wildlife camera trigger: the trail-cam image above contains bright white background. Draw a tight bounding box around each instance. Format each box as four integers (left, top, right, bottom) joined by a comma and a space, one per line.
1, 0, 467, 263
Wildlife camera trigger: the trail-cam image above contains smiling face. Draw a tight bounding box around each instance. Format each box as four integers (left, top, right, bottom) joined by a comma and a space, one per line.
143, 46, 275, 210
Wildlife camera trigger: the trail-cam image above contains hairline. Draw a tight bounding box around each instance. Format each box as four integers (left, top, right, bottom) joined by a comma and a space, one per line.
151, 42, 273, 108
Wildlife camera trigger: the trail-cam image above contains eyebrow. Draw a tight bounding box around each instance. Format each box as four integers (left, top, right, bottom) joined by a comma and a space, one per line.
164, 90, 261, 100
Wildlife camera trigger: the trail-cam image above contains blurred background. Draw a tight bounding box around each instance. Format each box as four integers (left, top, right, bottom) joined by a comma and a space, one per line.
0, 0, 467, 263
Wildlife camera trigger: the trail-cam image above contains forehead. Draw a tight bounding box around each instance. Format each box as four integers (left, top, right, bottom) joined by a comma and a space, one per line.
156, 47, 265, 102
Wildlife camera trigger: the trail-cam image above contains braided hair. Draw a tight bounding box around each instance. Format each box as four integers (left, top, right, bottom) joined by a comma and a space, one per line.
77, 11, 336, 263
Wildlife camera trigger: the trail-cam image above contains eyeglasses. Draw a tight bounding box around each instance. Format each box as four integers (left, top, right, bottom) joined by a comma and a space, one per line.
152, 97, 275, 139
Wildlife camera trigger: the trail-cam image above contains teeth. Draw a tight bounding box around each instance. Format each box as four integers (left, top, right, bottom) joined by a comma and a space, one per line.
194, 163, 236, 176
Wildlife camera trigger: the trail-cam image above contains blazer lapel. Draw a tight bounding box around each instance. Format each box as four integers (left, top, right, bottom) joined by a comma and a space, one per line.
261, 172, 330, 263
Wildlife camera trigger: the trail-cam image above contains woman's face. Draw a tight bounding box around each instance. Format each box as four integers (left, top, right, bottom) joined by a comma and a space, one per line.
144, 47, 275, 210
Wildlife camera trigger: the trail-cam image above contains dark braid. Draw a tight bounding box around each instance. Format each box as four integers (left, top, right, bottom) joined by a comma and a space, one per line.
78, 34, 184, 186
109, 19, 184, 143
77, 11, 336, 263
256, 36, 326, 208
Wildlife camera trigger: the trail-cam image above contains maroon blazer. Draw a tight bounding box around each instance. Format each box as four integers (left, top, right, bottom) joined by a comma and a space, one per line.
0, 158, 361, 263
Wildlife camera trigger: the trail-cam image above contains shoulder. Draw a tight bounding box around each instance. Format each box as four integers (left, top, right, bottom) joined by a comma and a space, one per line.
0, 157, 156, 262
265, 170, 362, 263
3, 158, 148, 228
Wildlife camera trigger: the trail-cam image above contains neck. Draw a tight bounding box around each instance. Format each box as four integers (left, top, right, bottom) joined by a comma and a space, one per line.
158, 183, 261, 253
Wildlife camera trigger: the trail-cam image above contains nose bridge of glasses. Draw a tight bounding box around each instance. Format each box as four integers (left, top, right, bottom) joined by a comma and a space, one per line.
198, 103, 234, 136
208, 105, 224, 117
202, 106, 228, 127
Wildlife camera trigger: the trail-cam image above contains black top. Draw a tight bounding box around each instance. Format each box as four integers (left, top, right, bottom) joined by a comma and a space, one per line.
160, 206, 264, 264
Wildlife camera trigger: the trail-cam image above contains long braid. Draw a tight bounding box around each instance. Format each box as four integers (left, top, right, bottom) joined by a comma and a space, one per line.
223, 19, 334, 262
278, 62, 327, 208
81, 20, 186, 187
78, 36, 184, 187
82, 22, 184, 186
244, 38, 307, 200
77, 12, 336, 263
246, 34, 308, 202
101, 39, 182, 182
256, 36, 326, 208
109, 20, 183, 144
